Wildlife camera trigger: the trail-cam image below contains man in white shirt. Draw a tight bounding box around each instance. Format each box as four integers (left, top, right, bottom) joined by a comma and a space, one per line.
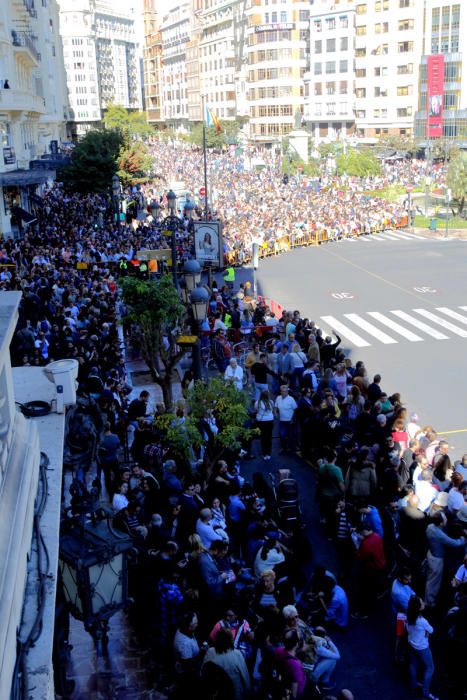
196, 508, 228, 547
224, 358, 244, 391
274, 384, 297, 453
407, 412, 421, 440
414, 470, 438, 512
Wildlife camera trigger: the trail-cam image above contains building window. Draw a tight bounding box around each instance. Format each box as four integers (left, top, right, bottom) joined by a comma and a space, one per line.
340, 81, 348, 94
340, 37, 348, 51
325, 61, 336, 74
396, 86, 410, 96
356, 48, 366, 57
314, 82, 322, 95
374, 86, 388, 96
398, 19, 414, 31
356, 4, 367, 14
356, 110, 366, 118
397, 64, 413, 74
326, 81, 335, 94
314, 63, 322, 75
326, 18, 336, 30
444, 93, 457, 109
356, 25, 367, 35
340, 60, 348, 72
356, 87, 366, 98
397, 107, 412, 117
356, 68, 366, 77
374, 109, 380, 118
340, 15, 348, 28
315, 40, 322, 53
299, 10, 309, 21
326, 38, 336, 52
398, 41, 413, 52
326, 102, 336, 115
399, 0, 411, 7
314, 20, 322, 32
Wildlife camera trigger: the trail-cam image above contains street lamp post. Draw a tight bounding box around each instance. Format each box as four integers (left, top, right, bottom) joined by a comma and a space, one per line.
424, 176, 432, 217
189, 285, 209, 380
162, 189, 182, 291
445, 188, 452, 239
112, 174, 121, 227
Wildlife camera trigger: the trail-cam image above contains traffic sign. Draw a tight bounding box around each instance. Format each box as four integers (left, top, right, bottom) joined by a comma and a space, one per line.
297, 165, 303, 173
199, 186, 206, 196
406, 185, 414, 193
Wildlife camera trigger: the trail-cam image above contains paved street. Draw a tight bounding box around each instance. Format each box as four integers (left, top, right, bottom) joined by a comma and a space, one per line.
236, 232, 467, 456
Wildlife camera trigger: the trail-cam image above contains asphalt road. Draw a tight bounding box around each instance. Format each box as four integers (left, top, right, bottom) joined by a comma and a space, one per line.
236, 231, 467, 457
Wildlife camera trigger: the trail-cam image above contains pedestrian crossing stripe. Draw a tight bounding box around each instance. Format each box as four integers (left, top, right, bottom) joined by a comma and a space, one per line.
336, 232, 454, 243
318, 306, 467, 347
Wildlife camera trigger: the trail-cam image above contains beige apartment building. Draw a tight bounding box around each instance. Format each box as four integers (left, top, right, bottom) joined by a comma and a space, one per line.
143, 0, 163, 125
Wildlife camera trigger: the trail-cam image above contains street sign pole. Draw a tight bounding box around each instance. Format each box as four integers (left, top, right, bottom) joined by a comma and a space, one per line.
445, 188, 452, 239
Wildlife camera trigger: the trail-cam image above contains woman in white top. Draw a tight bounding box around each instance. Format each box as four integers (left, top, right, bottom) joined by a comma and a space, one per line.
112, 481, 129, 512
224, 358, 244, 391
406, 596, 438, 700
254, 389, 275, 460
333, 363, 350, 401
254, 538, 286, 578
290, 343, 307, 390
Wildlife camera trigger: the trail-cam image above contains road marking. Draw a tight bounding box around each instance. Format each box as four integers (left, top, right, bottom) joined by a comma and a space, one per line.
358, 235, 372, 242
320, 315, 370, 347
331, 292, 354, 300
390, 310, 449, 339
367, 312, 423, 342
413, 309, 467, 337
438, 428, 467, 434
379, 233, 402, 241
366, 235, 386, 242
344, 313, 398, 344
388, 232, 413, 240
436, 307, 467, 326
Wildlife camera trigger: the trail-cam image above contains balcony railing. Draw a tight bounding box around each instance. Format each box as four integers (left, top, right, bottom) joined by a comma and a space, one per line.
11, 30, 41, 62
0, 89, 45, 113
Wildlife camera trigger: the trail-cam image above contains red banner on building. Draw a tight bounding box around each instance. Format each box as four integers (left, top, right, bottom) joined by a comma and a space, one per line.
426, 54, 444, 138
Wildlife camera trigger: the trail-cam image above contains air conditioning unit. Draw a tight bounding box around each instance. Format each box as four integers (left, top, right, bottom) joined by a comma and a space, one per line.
43, 358, 78, 413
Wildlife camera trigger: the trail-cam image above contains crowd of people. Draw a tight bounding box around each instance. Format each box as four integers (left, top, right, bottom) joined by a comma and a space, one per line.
0, 147, 464, 700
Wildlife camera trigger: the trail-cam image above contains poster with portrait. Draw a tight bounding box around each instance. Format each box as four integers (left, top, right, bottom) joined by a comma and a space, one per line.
427, 54, 444, 138
194, 221, 223, 267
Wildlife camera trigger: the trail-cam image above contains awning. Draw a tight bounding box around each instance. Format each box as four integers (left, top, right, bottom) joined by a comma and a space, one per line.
12, 207, 37, 226
0, 169, 55, 186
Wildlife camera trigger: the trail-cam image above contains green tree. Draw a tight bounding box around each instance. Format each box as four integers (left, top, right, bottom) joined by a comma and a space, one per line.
128, 110, 153, 138
189, 122, 226, 148
117, 140, 152, 186
187, 377, 258, 474
447, 152, 467, 215
120, 275, 186, 409
103, 104, 130, 132
337, 148, 381, 177
59, 129, 122, 193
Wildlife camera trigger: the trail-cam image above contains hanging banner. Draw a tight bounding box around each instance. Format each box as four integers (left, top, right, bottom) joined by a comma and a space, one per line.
426, 54, 444, 138
194, 221, 223, 268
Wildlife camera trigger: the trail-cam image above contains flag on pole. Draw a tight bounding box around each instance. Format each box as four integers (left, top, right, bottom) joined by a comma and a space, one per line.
204, 104, 221, 133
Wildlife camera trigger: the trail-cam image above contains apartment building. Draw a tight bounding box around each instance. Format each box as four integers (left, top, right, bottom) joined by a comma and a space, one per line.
353, 0, 423, 139
58, 0, 142, 137
199, 0, 248, 121
246, 0, 310, 142
304, 0, 356, 141
0, 0, 68, 238
160, 2, 193, 129
414, 1, 466, 142
143, 0, 163, 125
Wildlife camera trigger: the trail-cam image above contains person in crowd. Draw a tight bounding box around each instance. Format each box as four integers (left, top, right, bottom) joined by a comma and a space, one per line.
406, 596, 438, 700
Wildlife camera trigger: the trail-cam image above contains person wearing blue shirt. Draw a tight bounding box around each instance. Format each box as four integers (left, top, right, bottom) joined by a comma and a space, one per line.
323, 581, 349, 629
391, 567, 416, 616
359, 504, 384, 538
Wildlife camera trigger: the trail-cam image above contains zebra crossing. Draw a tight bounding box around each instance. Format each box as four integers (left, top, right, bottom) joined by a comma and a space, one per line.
335, 231, 456, 244
319, 305, 467, 348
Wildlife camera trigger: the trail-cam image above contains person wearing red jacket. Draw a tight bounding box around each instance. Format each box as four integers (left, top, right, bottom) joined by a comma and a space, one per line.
352, 524, 387, 619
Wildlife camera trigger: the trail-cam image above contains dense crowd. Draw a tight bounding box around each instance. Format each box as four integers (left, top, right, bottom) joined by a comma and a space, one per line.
0, 159, 464, 700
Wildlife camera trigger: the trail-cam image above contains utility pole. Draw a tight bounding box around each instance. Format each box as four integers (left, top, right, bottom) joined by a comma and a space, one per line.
445, 188, 452, 239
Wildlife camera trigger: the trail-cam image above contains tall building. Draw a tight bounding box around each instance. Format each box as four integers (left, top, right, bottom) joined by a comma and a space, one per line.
57, 0, 142, 137
199, 0, 248, 121
414, 1, 466, 143
143, 0, 163, 125
246, 0, 310, 143
353, 0, 423, 139
304, 0, 356, 141
0, 0, 68, 238
159, 2, 193, 130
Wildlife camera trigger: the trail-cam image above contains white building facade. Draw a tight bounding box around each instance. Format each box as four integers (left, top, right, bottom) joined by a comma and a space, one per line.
58, 0, 142, 137
304, 0, 356, 141
160, 2, 193, 129
0, 0, 68, 238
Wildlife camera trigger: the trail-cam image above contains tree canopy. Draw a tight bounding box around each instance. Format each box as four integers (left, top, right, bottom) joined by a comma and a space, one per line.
337, 148, 381, 177
117, 140, 153, 186
59, 129, 122, 193
447, 151, 467, 215
103, 103, 153, 138
119, 275, 186, 409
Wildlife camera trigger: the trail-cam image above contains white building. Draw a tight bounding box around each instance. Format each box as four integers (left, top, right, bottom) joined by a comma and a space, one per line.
415, 0, 466, 144
353, 0, 424, 139
245, 0, 310, 143
160, 2, 193, 129
58, 0, 142, 138
0, 0, 68, 238
199, 0, 249, 121
304, 0, 356, 141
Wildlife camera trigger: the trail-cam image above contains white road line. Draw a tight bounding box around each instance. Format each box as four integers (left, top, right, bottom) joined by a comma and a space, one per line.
390, 310, 449, 339
366, 312, 423, 342
366, 235, 386, 242
344, 313, 398, 344
399, 232, 428, 240
388, 232, 415, 240
320, 316, 371, 347
436, 307, 467, 327
378, 233, 401, 241
358, 235, 372, 242
413, 309, 467, 337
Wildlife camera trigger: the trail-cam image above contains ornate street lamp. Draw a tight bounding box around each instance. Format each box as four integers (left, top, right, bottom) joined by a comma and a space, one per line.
162, 190, 181, 291
190, 285, 209, 323
183, 258, 201, 292
59, 515, 134, 655
112, 174, 121, 227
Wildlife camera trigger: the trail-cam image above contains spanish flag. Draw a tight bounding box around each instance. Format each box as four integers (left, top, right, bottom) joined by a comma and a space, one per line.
205, 104, 222, 133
